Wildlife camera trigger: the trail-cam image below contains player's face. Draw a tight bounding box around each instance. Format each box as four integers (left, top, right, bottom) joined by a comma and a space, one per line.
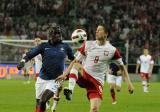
96, 25, 107, 40
34, 39, 41, 46
48, 26, 62, 43
143, 49, 149, 55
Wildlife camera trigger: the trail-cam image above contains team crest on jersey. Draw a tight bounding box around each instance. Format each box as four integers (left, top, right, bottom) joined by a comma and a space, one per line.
104, 50, 109, 56
60, 48, 64, 52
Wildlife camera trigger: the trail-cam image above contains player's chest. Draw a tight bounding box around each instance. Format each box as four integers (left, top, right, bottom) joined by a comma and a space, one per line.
43, 46, 66, 58
86, 47, 114, 61
141, 57, 150, 64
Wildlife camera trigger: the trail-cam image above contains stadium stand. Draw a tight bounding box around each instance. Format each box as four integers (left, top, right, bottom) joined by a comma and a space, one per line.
0, 0, 159, 64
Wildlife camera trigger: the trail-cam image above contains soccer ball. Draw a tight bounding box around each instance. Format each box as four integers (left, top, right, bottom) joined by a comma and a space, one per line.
71, 29, 87, 43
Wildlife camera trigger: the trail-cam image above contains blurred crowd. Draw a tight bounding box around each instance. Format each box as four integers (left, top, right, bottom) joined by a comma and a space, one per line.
0, 0, 159, 64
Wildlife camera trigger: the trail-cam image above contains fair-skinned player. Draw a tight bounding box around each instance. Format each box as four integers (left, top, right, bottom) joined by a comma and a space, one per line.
56, 24, 134, 112
136, 48, 154, 92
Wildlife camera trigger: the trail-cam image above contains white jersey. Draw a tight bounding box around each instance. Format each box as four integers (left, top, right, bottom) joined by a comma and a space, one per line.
34, 54, 42, 73
76, 41, 124, 85
137, 54, 154, 73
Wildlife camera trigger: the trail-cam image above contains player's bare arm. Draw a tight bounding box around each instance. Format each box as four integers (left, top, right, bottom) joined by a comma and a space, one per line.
120, 65, 134, 93
149, 63, 154, 74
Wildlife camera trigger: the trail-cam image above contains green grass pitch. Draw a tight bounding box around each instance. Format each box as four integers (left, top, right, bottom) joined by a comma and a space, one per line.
0, 79, 159, 112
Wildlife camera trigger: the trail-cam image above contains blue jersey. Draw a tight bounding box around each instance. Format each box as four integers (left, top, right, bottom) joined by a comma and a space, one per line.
23, 41, 74, 80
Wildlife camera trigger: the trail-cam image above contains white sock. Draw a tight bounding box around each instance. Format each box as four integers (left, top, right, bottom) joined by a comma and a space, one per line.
52, 100, 58, 110
69, 68, 78, 92
69, 78, 76, 92
142, 81, 147, 86
142, 81, 148, 91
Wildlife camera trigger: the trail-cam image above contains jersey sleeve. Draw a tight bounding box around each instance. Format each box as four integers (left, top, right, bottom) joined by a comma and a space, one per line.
112, 48, 121, 60
23, 44, 43, 62
76, 41, 86, 62
111, 48, 123, 65
137, 57, 141, 64
66, 44, 75, 61
75, 51, 85, 62
78, 41, 86, 56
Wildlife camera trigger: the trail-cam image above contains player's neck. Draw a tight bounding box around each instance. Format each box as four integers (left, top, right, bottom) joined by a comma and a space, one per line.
144, 54, 148, 56
96, 40, 106, 46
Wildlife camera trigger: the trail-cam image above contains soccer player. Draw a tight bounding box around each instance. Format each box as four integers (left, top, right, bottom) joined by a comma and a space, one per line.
106, 57, 126, 104
136, 48, 154, 92
56, 24, 134, 112
51, 29, 88, 112
17, 23, 74, 112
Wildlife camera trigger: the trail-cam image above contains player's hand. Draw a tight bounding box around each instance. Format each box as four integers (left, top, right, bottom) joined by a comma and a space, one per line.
17, 60, 25, 70
128, 83, 134, 94
55, 75, 66, 83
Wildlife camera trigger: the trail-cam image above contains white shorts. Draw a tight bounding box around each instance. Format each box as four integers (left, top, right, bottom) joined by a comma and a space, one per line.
35, 77, 61, 99
107, 74, 122, 87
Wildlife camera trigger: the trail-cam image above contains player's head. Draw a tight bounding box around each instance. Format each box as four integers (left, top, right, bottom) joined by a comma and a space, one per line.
143, 48, 149, 55
34, 37, 41, 46
96, 24, 108, 41
47, 23, 62, 44
71, 29, 87, 43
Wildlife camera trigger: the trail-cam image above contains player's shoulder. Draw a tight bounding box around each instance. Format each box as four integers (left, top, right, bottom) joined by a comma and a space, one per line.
107, 42, 115, 48
80, 41, 94, 49
147, 54, 152, 58
85, 40, 94, 45
140, 54, 144, 58
105, 41, 117, 51
39, 42, 47, 47
61, 42, 71, 48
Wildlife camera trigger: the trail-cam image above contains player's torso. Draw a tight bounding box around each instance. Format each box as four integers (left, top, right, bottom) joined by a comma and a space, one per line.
84, 41, 115, 71
42, 43, 67, 60
139, 55, 151, 73
40, 43, 68, 80
84, 41, 116, 84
